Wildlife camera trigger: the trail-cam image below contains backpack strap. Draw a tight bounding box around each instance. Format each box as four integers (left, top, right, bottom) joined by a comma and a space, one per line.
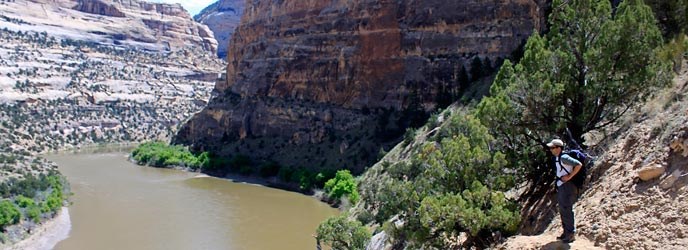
554, 156, 571, 181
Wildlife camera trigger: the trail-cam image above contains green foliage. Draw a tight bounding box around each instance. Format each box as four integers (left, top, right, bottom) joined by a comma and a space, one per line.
15, 196, 42, 223
314, 169, 336, 188
131, 141, 209, 169
14, 195, 34, 208
476, 0, 671, 183
26, 205, 41, 223
659, 34, 688, 72
367, 113, 518, 247
0, 174, 52, 198
419, 181, 520, 243
43, 175, 65, 213
0, 200, 20, 229
324, 170, 360, 204
316, 214, 371, 250
403, 128, 416, 146
0, 173, 66, 225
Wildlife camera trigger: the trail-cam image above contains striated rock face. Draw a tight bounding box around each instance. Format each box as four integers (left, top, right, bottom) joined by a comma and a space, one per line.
3, 0, 217, 53
195, 0, 245, 59
176, 0, 549, 172
76, 0, 126, 17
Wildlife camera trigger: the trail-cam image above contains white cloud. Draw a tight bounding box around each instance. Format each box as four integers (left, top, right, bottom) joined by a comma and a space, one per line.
148, 0, 217, 16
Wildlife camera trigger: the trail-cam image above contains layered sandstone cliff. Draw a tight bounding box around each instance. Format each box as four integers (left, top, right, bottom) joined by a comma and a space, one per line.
195, 0, 245, 59
2, 0, 217, 53
176, 0, 549, 172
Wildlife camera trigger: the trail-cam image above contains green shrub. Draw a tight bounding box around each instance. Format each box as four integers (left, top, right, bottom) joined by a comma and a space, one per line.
316, 214, 371, 250
418, 181, 520, 245
365, 114, 518, 247
26, 205, 41, 223
356, 210, 375, 225
0, 200, 21, 229
324, 170, 359, 204
292, 168, 317, 191
14, 195, 34, 208
0, 174, 51, 198
131, 141, 209, 169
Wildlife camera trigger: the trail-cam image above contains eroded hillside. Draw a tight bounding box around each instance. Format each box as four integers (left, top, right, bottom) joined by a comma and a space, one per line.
353, 62, 688, 250
503, 61, 688, 250
0, 28, 224, 153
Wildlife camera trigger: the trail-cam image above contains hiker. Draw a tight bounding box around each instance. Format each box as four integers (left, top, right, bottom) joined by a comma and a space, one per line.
547, 138, 582, 243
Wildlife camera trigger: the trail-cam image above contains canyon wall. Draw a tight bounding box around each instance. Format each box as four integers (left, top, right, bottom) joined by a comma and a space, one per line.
176, 0, 550, 172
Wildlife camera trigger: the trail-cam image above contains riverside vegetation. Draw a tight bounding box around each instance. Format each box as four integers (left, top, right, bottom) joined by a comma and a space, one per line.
131, 142, 359, 204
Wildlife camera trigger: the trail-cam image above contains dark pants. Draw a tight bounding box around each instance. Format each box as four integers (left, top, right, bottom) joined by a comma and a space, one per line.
557, 181, 578, 235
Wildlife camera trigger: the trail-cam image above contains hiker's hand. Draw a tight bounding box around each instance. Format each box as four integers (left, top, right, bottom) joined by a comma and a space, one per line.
561, 174, 572, 182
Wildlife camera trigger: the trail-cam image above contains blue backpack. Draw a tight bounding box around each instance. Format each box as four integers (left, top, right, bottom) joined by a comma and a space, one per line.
558, 149, 588, 188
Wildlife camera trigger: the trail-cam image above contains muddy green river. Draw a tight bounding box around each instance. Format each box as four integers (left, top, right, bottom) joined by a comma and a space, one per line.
47, 150, 337, 250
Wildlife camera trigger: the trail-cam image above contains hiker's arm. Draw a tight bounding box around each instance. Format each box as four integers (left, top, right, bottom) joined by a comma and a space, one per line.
562, 164, 582, 182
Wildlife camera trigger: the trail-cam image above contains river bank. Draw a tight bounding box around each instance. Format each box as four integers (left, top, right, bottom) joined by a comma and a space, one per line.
5, 207, 71, 250
184, 168, 338, 208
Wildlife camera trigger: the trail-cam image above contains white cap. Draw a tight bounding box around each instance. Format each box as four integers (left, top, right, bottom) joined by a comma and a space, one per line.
547, 139, 564, 147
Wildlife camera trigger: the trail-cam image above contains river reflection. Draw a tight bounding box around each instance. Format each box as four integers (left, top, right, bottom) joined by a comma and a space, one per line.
47, 150, 338, 250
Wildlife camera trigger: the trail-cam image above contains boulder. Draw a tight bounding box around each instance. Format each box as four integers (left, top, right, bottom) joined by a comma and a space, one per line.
637, 164, 665, 181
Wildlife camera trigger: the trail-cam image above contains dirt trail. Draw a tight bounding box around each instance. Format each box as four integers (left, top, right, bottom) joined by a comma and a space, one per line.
500, 232, 602, 250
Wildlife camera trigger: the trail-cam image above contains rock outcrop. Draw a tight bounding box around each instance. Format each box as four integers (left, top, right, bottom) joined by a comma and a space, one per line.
195, 0, 245, 59
1, 0, 217, 53
76, 0, 126, 17
176, 0, 549, 172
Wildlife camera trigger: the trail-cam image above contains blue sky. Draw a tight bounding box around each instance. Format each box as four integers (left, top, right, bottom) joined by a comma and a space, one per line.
148, 0, 216, 16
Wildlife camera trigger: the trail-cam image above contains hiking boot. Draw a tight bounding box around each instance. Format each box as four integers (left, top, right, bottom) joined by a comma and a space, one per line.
562, 234, 576, 243
556, 233, 566, 240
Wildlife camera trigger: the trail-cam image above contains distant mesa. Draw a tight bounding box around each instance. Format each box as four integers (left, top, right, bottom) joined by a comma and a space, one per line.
0, 0, 219, 53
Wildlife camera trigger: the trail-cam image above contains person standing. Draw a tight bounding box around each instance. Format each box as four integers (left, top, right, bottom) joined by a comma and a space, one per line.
547, 139, 582, 243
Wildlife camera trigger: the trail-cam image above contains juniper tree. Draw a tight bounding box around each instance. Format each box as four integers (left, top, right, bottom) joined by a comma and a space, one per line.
476, 0, 671, 182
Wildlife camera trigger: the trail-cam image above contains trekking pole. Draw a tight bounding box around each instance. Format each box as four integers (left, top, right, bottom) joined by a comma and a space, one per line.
565, 127, 595, 166
565, 127, 582, 150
